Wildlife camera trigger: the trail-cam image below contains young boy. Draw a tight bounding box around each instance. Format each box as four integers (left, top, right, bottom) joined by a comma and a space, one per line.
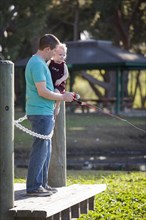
48, 43, 69, 116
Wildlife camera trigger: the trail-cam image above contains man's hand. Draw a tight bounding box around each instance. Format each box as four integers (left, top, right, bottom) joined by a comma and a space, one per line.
62, 92, 74, 102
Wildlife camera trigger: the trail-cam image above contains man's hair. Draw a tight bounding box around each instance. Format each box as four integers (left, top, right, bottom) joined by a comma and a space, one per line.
39, 34, 60, 50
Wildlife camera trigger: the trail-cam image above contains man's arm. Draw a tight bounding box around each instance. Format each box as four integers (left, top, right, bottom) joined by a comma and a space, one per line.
35, 81, 73, 102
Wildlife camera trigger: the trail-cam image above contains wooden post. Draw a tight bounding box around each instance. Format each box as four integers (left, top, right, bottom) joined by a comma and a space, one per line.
48, 101, 66, 187
0, 60, 14, 220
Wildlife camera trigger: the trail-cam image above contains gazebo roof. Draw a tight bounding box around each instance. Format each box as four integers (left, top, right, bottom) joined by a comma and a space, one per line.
65, 40, 146, 70
15, 40, 146, 70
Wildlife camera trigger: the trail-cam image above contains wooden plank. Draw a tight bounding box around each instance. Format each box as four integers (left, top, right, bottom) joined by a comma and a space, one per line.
14, 218, 45, 220
71, 204, 80, 218
61, 208, 71, 220
32, 210, 47, 218
47, 217, 53, 220
46, 184, 106, 217
80, 200, 88, 214
16, 210, 32, 217
88, 196, 95, 210
10, 183, 106, 218
53, 212, 61, 220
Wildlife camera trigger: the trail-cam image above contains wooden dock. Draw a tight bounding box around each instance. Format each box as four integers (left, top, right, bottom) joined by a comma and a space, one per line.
9, 183, 106, 220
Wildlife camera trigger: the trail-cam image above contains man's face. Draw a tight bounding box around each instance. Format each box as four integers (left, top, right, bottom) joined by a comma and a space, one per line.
45, 46, 58, 61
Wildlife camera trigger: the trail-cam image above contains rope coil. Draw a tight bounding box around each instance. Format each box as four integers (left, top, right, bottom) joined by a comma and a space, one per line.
14, 115, 53, 140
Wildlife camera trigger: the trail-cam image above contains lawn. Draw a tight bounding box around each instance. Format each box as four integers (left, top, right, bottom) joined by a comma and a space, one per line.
67, 170, 146, 220
15, 110, 146, 153
66, 112, 146, 152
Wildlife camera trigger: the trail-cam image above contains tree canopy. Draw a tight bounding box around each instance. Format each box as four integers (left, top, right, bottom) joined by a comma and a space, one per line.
0, 0, 146, 60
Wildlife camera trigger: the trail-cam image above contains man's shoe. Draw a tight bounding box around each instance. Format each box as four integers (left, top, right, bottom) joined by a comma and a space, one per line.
27, 186, 53, 197
45, 185, 58, 193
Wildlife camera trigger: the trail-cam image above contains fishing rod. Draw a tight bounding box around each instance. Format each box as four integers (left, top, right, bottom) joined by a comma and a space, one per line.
73, 93, 146, 134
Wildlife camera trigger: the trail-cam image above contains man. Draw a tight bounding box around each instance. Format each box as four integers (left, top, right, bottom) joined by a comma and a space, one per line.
25, 34, 74, 196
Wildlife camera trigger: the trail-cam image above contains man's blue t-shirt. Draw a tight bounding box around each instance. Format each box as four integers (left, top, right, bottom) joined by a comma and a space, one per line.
25, 55, 55, 115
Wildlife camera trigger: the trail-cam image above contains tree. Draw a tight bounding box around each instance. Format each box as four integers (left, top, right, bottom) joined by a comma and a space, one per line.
0, 0, 52, 59
1, 0, 145, 59
45, 0, 146, 106
0, 0, 145, 107
79, 0, 146, 107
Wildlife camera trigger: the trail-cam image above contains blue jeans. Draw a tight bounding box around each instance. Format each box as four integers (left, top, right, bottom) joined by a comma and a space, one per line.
26, 115, 55, 193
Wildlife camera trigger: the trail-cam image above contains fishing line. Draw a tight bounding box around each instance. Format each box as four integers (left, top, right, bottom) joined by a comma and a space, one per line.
73, 93, 146, 134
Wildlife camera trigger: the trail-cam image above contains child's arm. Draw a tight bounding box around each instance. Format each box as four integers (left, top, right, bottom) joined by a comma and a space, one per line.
47, 60, 51, 66
55, 63, 69, 86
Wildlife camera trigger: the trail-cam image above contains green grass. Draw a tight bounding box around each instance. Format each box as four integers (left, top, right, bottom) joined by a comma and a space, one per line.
67, 170, 146, 220
14, 111, 146, 174
66, 113, 146, 154
66, 113, 146, 127
14, 111, 32, 150
15, 111, 146, 153
14, 170, 146, 220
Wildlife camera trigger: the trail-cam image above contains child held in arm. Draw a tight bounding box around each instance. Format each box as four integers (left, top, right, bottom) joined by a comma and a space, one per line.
48, 43, 69, 116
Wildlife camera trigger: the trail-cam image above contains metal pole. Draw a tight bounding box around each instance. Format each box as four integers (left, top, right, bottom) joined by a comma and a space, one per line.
48, 101, 66, 187
115, 68, 122, 114
120, 71, 124, 111
0, 60, 14, 220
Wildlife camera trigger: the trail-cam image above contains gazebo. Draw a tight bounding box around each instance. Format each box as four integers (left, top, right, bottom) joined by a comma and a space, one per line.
65, 40, 146, 113
15, 40, 146, 113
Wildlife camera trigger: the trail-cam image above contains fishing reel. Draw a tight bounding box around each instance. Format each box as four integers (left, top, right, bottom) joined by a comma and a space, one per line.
73, 92, 82, 105
73, 92, 80, 100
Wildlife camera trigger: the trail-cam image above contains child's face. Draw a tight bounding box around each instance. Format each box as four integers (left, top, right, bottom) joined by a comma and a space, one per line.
53, 47, 66, 63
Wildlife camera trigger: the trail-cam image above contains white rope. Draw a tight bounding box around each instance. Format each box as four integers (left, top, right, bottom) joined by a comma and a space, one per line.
14, 115, 53, 140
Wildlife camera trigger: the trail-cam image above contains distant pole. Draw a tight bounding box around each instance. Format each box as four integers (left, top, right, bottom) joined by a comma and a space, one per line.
115, 68, 122, 114
48, 101, 66, 187
0, 60, 14, 220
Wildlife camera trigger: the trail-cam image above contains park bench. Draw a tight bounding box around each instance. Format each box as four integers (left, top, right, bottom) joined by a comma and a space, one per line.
9, 183, 106, 220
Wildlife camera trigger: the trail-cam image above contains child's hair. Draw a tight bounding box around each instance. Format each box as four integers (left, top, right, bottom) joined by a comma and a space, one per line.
57, 43, 67, 59
59, 43, 67, 52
